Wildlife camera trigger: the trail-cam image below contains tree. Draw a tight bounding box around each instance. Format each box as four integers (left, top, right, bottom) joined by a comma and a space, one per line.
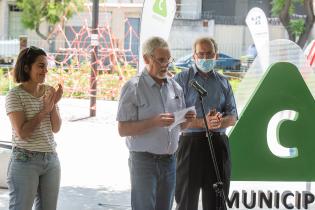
272, 0, 315, 48
17, 0, 84, 40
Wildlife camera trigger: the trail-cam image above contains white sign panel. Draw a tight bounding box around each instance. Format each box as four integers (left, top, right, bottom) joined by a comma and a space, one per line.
246, 7, 270, 70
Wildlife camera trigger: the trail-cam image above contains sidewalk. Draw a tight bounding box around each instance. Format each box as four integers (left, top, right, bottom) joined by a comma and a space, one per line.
0, 97, 131, 210
1, 96, 314, 210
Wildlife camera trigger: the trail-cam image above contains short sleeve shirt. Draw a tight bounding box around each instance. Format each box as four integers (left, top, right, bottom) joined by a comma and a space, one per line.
174, 65, 238, 133
5, 85, 56, 152
116, 69, 185, 154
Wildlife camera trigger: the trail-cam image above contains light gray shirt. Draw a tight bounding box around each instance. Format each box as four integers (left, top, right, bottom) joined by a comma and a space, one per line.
116, 69, 185, 154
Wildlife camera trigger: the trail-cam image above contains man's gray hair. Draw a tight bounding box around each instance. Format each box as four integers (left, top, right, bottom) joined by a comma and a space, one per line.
142, 36, 169, 56
193, 37, 218, 53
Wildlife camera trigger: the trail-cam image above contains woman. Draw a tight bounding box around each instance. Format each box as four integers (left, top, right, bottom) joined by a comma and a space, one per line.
5, 46, 63, 210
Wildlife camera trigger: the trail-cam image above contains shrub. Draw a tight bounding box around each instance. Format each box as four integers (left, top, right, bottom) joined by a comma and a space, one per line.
45, 63, 137, 100
0, 64, 241, 100
0, 64, 137, 100
0, 68, 15, 95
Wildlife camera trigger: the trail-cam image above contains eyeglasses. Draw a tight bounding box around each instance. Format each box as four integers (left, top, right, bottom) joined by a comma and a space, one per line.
195, 52, 216, 59
151, 55, 175, 66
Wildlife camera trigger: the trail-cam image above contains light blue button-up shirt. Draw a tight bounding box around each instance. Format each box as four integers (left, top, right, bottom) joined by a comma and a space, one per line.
116, 69, 185, 154
174, 64, 238, 133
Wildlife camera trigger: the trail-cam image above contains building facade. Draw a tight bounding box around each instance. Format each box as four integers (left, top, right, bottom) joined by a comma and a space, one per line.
0, 0, 313, 61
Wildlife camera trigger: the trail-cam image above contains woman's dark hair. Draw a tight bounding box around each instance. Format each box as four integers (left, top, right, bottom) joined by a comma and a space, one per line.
14, 46, 47, 83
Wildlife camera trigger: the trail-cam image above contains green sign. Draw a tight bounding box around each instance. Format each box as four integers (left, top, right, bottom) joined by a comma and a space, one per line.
230, 62, 315, 181
153, 0, 167, 17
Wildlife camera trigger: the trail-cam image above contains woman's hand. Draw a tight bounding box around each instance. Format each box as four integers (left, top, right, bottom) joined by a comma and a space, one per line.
43, 87, 56, 114
54, 84, 63, 104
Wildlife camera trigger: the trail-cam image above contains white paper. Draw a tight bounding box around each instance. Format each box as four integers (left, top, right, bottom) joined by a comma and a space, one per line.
168, 106, 196, 131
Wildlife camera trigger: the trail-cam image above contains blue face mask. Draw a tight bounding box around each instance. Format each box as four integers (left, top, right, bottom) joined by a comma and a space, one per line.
195, 59, 216, 73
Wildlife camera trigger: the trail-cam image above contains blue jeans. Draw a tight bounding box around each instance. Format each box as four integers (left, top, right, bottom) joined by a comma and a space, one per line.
7, 148, 61, 210
129, 152, 176, 210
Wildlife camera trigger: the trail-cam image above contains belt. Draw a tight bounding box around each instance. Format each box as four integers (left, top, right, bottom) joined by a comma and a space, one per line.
130, 151, 174, 160
181, 131, 225, 137
13, 147, 56, 155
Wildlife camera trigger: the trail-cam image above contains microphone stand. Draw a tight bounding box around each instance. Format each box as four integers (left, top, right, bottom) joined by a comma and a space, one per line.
198, 94, 227, 210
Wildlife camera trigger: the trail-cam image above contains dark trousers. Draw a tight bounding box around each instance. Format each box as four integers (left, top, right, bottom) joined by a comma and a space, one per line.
175, 133, 231, 210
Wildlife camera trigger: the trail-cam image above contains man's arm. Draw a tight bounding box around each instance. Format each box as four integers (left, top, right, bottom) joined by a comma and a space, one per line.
184, 117, 204, 129
180, 111, 196, 130
118, 118, 156, 137
118, 113, 175, 137
220, 115, 237, 128
184, 114, 237, 130
207, 113, 237, 130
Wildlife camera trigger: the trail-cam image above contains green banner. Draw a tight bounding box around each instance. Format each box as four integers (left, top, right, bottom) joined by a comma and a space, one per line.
152, 0, 167, 17
230, 62, 315, 181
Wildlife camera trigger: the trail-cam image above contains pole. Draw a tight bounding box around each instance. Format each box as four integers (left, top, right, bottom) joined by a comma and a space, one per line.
199, 94, 227, 210
90, 0, 99, 117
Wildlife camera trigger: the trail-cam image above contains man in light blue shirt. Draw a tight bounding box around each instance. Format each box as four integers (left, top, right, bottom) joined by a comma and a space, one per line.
174, 37, 238, 210
116, 36, 196, 210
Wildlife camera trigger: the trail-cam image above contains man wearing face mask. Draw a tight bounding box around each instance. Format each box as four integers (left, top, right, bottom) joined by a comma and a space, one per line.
174, 37, 238, 210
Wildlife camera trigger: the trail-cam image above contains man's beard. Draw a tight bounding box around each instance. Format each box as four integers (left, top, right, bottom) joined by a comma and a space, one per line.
156, 73, 167, 79
156, 69, 168, 79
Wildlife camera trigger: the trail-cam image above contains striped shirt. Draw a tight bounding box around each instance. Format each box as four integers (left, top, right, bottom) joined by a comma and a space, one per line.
5, 85, 57, 152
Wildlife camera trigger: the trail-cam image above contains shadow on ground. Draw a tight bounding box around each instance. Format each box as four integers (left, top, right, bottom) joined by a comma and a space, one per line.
58, 186, 131, 210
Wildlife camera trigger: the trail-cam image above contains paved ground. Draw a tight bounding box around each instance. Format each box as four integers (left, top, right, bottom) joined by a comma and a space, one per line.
0, 96, 314, 210
0, 97, 131, 210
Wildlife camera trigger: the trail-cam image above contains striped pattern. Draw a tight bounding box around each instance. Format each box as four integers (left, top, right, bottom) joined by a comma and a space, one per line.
5, 85, 56, 152
307, 40, 315, 66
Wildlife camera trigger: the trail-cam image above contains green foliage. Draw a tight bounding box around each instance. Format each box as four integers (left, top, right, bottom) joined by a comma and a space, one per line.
44, 64, 137, 100
271, 0, 312, 47
271, 0, 286, 16
0, 64, 137, 100
0, 65, 241, 100
229, 78, 241, 93
0, 68, 15, 95
168, 66, 182, 76
16, 0, 84, 30
289, 19, 305, 37
16, 0, 41, 29
271, 0, 304, 16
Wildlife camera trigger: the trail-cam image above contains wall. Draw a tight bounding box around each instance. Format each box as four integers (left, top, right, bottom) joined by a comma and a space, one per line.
177, 0, 202, 19
58, 3, 142, 50
0, 0, 8, 39
169, 19, 215, 58
169, 22, 290, 60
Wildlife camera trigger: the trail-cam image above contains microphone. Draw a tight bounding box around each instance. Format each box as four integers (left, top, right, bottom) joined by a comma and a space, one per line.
189, 79, 207, 97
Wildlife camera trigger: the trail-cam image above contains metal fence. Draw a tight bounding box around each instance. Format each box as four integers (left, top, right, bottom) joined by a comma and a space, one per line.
0, 39, 19, 66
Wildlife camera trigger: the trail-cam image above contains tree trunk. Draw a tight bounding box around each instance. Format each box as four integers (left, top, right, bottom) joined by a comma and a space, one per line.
35, 24, 48, 40
297, 0, 315, 48
279, 0, 296, 42
279, 0, 295, 42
